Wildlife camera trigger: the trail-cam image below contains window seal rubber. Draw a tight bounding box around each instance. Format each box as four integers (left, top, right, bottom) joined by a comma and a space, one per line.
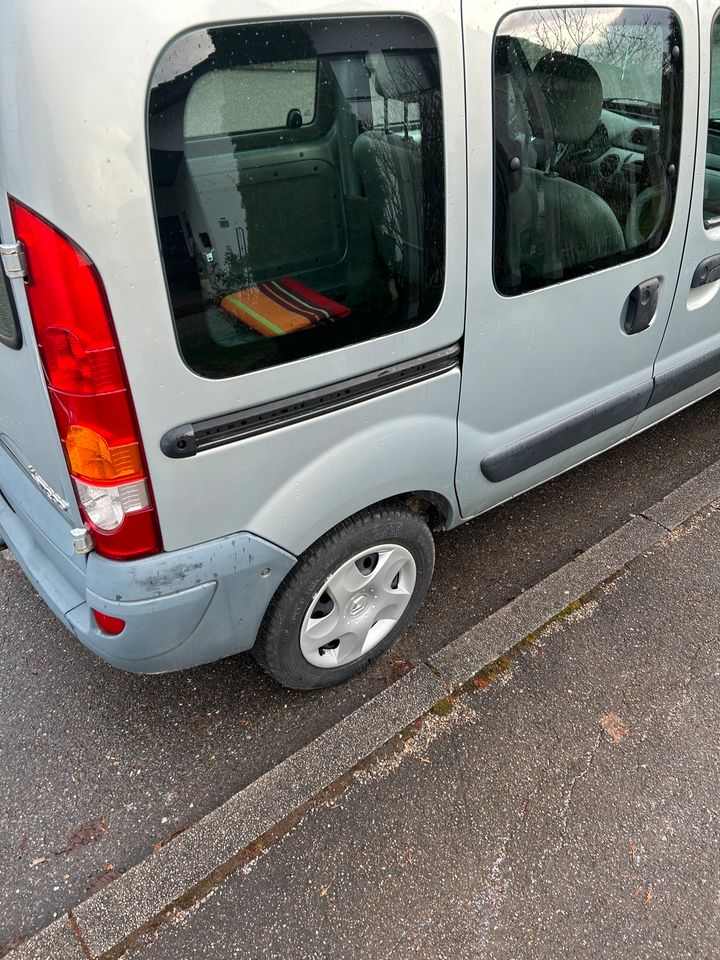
0, 270, 22, 351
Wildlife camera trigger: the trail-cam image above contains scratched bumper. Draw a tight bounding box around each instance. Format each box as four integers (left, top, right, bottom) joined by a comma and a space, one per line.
0, 444, 296, 673
65, 533, 296, 671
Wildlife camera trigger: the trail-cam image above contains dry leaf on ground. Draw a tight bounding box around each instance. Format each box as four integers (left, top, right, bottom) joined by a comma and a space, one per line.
600, 712, 629, 743
152, 825, 188, 853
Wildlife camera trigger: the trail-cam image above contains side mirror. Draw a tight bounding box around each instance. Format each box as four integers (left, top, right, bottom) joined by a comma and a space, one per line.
286, 108, 303, 129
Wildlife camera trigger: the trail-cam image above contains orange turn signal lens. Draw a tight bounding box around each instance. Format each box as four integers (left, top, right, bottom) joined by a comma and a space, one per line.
65, 425, 143, 482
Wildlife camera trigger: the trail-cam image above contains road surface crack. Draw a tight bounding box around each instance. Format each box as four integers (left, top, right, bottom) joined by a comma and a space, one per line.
489, 778, 542, 886
537, 729, 604, 872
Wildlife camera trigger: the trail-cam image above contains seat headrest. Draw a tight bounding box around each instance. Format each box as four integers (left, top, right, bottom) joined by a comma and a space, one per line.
525, 53, 602, 144
373, 53, 432, 102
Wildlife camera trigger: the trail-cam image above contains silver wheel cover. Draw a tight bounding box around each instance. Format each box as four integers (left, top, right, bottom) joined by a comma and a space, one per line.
299, 543, 417, 669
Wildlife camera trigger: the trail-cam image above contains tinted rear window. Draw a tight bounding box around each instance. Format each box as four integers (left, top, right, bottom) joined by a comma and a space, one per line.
148, 17, 445, 379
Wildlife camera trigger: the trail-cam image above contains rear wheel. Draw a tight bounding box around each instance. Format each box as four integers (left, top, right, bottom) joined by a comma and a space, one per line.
253, 503, 435, 689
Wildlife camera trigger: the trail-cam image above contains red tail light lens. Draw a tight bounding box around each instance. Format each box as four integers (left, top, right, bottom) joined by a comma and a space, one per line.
9, 198, 163, 560
43, 327, 124, 394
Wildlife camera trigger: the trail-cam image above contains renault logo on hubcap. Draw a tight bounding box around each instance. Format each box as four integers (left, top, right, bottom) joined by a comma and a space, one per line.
348, 593, 370, 617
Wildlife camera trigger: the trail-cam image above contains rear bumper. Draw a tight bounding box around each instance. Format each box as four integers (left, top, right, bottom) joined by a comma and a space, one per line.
0, 448, 295, 672
68, 534, 296, 672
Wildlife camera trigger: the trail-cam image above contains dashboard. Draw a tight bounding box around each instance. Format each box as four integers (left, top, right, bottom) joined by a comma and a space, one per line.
585, 108, 659, 181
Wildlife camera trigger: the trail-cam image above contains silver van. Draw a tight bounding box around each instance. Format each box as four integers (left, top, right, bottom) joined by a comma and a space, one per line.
0, 1, 717, 688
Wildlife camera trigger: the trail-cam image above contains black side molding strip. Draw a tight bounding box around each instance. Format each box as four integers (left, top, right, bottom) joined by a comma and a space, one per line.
162, 344, 461, 459
647, 343, 720, 408
481, 382, 654, 484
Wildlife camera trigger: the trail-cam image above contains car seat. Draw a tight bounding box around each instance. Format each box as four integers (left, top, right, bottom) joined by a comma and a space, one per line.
351, 54, 428, 294
509, 52, 625, 281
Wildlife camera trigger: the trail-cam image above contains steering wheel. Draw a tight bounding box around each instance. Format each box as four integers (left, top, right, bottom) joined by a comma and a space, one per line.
625, 183, 670, 249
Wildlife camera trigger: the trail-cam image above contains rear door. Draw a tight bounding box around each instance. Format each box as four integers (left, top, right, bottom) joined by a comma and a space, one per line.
136, 2, 466, 554
0, 0, 468, 560
456, 0, 696, 518
633, 1, 720, 429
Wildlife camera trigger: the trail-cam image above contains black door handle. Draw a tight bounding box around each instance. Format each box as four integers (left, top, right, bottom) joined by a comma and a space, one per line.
691, 254, 720, 287
624, 278, 659, 335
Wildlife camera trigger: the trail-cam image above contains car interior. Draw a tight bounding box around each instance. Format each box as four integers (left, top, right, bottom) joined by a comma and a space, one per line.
148, 12, 683, 376
148, 20, 445, 378
494, 25, 679, 295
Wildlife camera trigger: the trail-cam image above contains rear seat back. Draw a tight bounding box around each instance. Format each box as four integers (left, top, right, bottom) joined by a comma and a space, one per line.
352, 53, 430, 287
353, 131, 423, 281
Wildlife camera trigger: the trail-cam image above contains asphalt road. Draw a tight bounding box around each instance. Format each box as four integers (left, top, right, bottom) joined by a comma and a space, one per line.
131, 498, 720, 960
3, 391, 720, 948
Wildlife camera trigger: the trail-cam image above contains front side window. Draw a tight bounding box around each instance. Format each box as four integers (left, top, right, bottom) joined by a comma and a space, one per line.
494, 7, 683, 296
704, 17, 720, 226
149, 18, 445, 378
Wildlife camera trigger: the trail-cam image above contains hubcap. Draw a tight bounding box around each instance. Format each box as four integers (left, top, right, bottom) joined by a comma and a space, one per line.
299, 543, 417, 669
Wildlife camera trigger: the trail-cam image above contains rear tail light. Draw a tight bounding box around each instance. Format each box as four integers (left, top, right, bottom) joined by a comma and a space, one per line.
9, 199, 163, 560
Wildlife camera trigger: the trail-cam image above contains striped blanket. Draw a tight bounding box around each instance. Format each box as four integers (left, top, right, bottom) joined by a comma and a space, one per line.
220, 278, 351, 338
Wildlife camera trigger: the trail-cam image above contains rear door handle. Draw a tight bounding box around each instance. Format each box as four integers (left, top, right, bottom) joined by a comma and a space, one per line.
691, 254, 720, 287
624, 277, 660, 335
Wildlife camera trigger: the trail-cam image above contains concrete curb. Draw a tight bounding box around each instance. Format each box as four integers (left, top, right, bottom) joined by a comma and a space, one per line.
73, 666, 448, 957
427, 515, 665, 687
644, 457, 720, 530
11, 458, 720, 959
9, 918, 85, 960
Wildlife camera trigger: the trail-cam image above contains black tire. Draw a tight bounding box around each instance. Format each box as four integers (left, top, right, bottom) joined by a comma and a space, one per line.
253, 502, 435, 690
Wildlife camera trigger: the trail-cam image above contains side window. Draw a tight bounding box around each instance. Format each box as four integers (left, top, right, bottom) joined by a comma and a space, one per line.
704, 18, 720, 226
148, 18, 445, 379
494, 8, 683, 296
184, 61, 318, 138
0, 267, 21, 350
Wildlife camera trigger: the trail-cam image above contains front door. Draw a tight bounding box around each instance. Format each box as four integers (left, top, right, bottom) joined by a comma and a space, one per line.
457, 0, 697, 518
634, 2, 720, 431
